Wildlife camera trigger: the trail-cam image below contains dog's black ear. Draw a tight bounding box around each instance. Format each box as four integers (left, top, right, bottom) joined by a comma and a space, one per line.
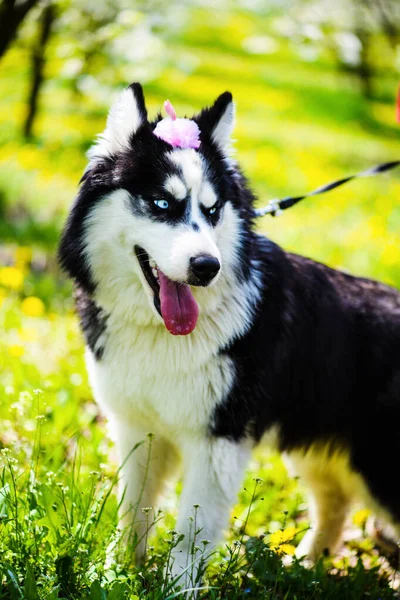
87, 82, 148, 163
195, 92, 235, 154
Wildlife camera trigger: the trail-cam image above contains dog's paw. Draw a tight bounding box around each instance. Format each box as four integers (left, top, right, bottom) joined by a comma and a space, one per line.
295, 530, 331, 565
368, 518, 400, 568
295, 530, 318, 562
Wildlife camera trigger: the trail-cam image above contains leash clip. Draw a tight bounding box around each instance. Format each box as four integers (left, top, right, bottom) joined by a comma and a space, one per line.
266, 199, 282, 217
254, 199, 282, 217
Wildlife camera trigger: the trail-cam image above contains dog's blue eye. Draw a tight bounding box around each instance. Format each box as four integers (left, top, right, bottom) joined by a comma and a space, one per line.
209, 206, 217, 215
154, 200, 169, 209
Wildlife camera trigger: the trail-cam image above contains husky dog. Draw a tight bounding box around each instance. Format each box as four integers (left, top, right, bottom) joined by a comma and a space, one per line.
59, 83, 400, 586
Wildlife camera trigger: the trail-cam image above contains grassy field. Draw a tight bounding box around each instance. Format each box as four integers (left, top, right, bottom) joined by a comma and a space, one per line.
0, 5, 400, 598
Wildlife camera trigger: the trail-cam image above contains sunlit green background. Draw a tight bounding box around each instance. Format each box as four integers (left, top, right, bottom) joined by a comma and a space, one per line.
1, 1, 400, 282
0, 1, 399, 596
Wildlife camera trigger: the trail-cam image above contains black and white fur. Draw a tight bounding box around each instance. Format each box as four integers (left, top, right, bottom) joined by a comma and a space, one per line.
59, 83, 400, 586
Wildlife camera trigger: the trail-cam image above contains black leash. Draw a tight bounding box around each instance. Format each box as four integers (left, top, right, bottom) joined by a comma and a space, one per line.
254, 160, 400, 218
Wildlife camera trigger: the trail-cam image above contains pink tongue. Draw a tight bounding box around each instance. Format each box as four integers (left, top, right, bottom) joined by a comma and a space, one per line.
158, 269, 199, 335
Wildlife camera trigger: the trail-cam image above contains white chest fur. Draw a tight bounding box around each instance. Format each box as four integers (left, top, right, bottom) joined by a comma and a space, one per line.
85, 313, 236, 441
84, 243, 263, 442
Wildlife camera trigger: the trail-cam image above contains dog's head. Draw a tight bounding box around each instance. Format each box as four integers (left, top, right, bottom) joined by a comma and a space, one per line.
59, 83, 255, 336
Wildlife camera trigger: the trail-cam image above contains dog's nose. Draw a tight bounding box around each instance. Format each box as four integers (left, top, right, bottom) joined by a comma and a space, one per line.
190, 254, 220, 283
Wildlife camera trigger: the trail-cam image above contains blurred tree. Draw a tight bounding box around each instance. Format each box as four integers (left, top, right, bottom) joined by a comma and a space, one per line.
24, 2, 56, 138
19, 0, 185, 136
0, 0, 40, 59
346, 0, 400, 98
55, 0, 183, 95
366, 0, 400, 48
292, 0, 400, 98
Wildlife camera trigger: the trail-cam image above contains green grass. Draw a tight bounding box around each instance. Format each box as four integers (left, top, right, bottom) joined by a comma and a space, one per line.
0, 4, 400, 598
0, 398, 397, 599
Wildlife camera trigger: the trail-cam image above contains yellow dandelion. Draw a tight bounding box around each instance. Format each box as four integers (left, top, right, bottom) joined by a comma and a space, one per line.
353, 508, 371, 528
0, 266, 24, 290
9, 345, 24, 358
269, 526, 297, 547
15, 246, 33, 267
269, 526, 298, 554
21, 296, 45, 317
279, 543, 296, 556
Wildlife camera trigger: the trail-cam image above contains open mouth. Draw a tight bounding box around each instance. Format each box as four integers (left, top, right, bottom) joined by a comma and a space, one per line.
135, 245, 161, 314
134, 246, 199, 336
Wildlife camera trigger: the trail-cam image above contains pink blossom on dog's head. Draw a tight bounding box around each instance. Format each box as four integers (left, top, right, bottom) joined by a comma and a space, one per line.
153, 100, 201, 149
164, 100, 177, 121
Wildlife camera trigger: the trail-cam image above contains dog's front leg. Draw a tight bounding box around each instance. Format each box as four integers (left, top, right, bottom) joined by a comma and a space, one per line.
111, 418, 179, 564
168, 435, 251, 592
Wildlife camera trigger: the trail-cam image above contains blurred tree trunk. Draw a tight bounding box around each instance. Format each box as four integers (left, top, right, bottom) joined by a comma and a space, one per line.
23, 3, 55, 139
367, 0, 400, 49
0, 0, 39, 59
356, 29, 373, 99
